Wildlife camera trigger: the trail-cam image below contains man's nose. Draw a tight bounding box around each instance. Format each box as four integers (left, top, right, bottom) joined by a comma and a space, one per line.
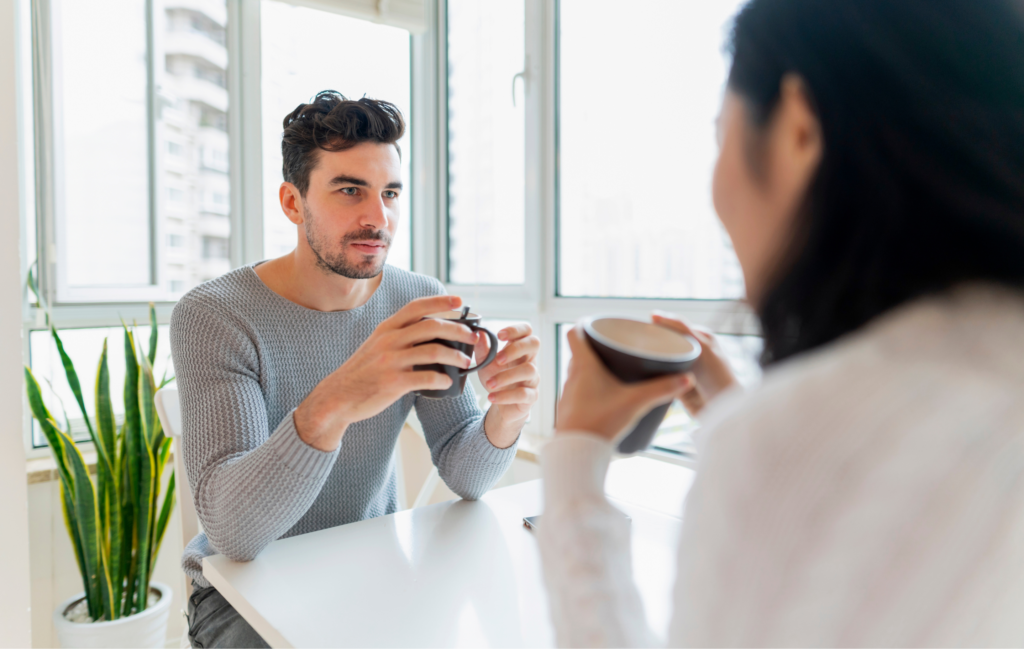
360, 196, 390, 231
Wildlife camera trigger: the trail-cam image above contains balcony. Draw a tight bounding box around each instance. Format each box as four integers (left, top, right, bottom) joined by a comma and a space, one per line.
166, 0, 227, 28
165, 75, 228, 113
164, 30, 227, 70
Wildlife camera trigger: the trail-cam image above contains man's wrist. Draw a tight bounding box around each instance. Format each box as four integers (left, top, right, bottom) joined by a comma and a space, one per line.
294, 395, 349, 452
483, 407, 525, 449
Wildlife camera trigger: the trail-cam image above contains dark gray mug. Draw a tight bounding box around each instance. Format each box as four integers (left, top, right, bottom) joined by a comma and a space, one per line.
413, 311, 499, 399
581, 316, 701, 453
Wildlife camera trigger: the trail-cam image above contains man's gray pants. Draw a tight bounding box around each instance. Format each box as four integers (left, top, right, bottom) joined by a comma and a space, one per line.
187, 582, 270, 648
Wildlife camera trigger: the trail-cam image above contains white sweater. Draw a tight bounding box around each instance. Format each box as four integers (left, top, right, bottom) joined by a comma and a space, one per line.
539, 286, 1024, 647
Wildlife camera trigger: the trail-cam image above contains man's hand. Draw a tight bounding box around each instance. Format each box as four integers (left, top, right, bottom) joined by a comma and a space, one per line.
477, 323, 540, 449
294, 295, 479, 451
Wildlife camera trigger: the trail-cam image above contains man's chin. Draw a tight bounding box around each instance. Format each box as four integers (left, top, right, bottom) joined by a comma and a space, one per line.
315, 253, 388, 280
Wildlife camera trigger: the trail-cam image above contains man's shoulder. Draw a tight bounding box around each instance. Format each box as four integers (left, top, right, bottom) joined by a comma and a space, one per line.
172, 265, 261, 326
381, 265, 446, 301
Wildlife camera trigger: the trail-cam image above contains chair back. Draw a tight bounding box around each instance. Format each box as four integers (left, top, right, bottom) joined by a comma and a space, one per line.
154, 387, 199, 598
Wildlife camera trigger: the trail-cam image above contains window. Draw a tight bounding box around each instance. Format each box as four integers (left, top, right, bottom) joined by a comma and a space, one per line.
202, 235, 229, 260
28, 325, 172, 447
50, 0, 150, 292
168, 233, 185, 248
445, 0, 526, 285
557, 0, 747, 299
260, 0, 413, 270
38, 0, 231, 303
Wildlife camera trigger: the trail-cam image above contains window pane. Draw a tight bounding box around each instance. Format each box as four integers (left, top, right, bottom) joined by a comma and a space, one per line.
557, 0, 747, 299
160, 0, 232, 295
54, 0, 150, 287
446, 0, 525, 285
261, 1, 412, 271
51, 0, 232, 298
556, 324, 761, 455
29, 326, 173, 448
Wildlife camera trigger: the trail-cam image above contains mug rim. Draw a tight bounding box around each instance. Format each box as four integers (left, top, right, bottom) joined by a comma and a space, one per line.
423, 311, 482, 321
582, 315, 701, 364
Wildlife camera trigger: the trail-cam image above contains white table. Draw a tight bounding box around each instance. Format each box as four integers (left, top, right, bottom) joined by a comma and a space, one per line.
203, 457, 695, 648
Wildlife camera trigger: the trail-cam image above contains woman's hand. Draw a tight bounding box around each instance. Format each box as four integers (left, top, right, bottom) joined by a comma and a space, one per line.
651, 311, 739, 416
555, 325, 693, 442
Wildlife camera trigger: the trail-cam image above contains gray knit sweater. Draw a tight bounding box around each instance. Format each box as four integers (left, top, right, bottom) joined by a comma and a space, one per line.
171, 264, 517, 588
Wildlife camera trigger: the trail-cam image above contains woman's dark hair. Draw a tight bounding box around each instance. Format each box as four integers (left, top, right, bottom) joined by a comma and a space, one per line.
727, 0, 1024, 365
281, 90, 405, 196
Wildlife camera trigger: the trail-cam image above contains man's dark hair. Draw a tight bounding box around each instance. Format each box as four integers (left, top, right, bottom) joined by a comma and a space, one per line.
281, 90, 405, 196
727, 0, 1024, 365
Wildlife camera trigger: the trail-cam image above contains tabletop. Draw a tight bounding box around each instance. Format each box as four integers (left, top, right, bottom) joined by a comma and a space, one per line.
202, 456, 696, 648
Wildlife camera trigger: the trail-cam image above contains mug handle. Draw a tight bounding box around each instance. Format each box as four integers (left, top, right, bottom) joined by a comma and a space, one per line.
459, 325, 498, 376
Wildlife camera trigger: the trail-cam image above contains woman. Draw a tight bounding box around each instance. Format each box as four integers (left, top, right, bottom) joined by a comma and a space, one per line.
540, 0, 1024, 645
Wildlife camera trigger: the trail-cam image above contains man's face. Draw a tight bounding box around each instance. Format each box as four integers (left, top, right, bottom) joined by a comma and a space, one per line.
299, 142, 402, 279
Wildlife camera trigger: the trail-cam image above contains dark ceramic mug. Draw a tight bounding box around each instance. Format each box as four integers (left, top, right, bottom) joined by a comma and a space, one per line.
582, 316, 701, 453
413, 310, 499, 399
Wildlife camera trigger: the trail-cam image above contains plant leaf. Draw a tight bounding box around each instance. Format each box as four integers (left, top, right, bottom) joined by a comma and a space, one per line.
50, 326, 112, 475
24, 367, 73, 487
152, 470, 176, 576
139, 352, 157, 449
60, 428, 105, 620
133, 439, 154, 613
42, 377, 72, 433
95, 339, 117, 470
148, 303, 158, 366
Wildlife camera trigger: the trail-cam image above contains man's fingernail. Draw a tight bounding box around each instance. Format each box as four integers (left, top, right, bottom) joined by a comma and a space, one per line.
498, 331, 507, 340
488, 393, 496, 402
449, 297, 460, 307
486, 379, 496, 388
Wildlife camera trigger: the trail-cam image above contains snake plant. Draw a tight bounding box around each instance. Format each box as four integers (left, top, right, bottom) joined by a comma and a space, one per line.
24, 305, 176, 622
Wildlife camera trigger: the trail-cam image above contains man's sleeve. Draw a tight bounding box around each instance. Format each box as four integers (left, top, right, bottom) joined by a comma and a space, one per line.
414, 380, 517, 500
171, 299, 340, 562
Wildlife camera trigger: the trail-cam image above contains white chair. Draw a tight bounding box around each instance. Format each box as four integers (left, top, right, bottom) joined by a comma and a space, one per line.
154, 388, 199, 601
154, 388, 198, 648
398, 422, 442, 509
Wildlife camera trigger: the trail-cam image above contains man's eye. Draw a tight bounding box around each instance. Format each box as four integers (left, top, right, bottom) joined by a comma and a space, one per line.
383, 190, 398, 199
341, 187, 358, 196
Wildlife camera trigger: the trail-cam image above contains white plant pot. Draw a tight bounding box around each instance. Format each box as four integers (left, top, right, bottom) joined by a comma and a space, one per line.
53, 581, 172, 649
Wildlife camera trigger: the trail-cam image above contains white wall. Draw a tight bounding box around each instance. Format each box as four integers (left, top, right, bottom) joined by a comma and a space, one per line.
0, 0, 34, 644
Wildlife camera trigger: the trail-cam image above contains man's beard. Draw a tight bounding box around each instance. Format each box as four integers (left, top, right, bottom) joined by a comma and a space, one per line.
303, 204, 391, 279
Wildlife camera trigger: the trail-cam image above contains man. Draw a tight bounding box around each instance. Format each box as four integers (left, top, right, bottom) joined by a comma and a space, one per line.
172, 91, 540, 648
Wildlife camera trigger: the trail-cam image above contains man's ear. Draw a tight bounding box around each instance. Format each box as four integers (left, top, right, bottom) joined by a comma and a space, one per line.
279, 182, 305, 225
